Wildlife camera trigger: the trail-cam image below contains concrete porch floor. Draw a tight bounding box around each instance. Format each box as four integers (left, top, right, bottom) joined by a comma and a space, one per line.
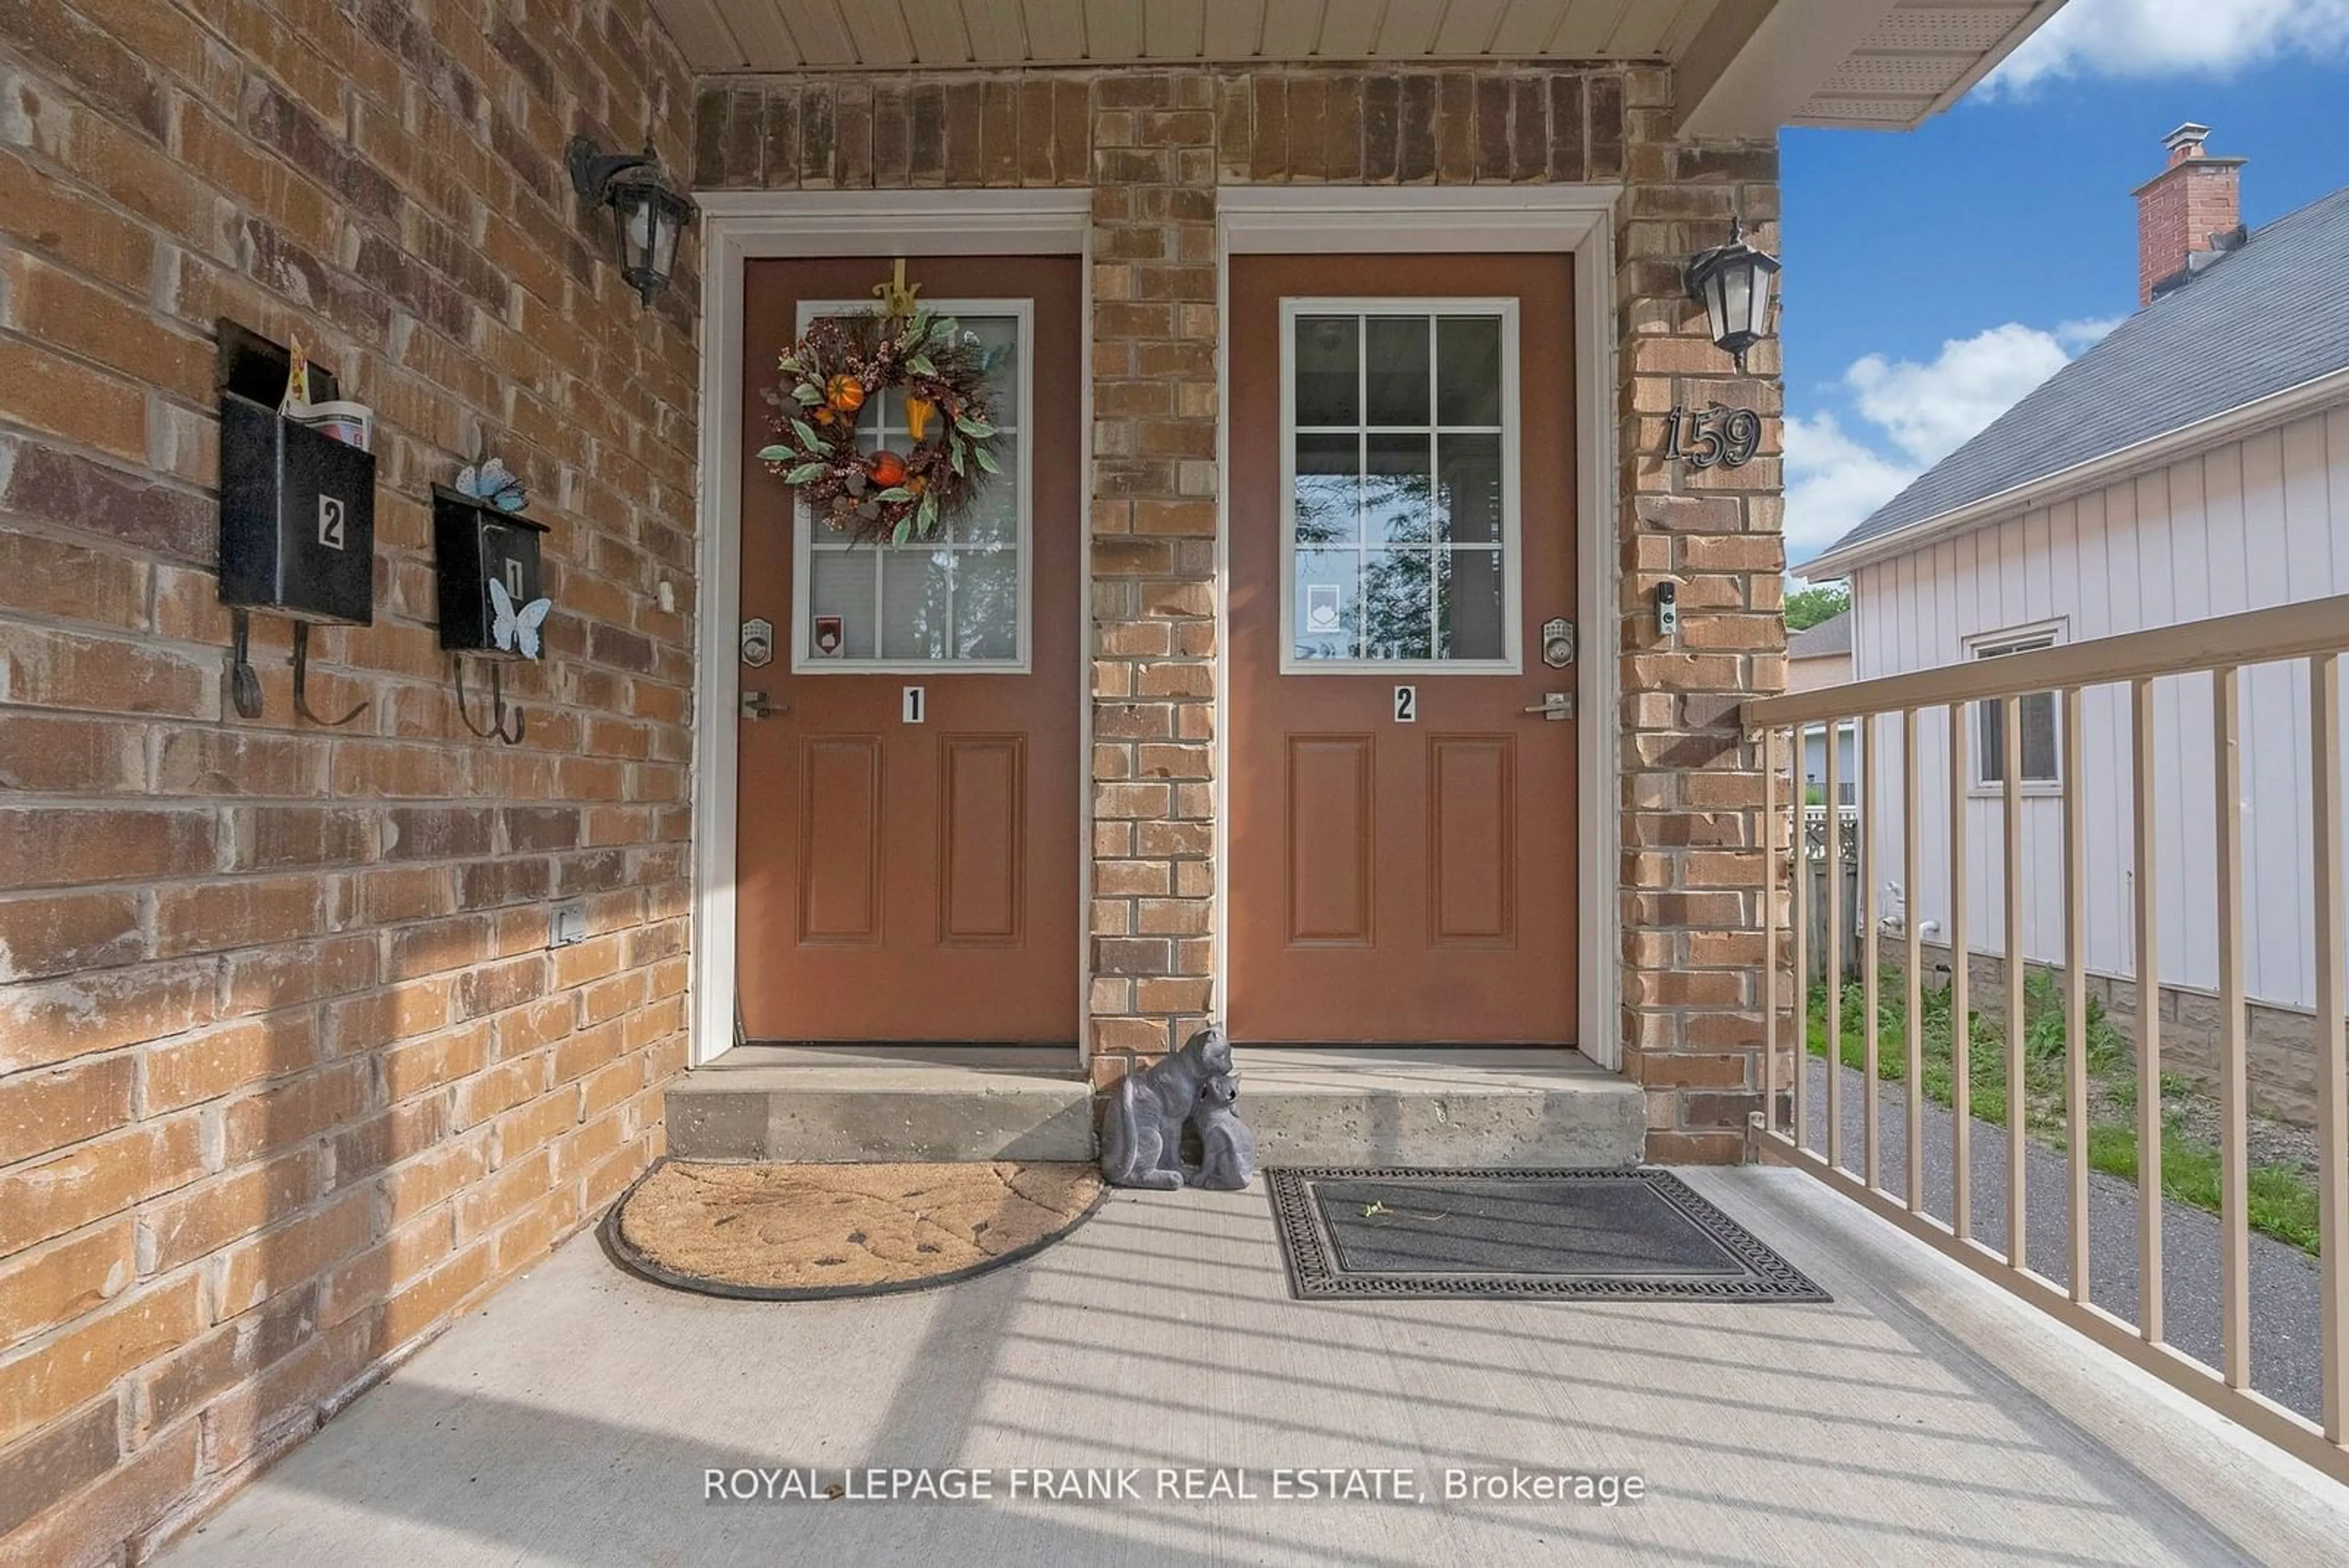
163, 1168, 2348, 1567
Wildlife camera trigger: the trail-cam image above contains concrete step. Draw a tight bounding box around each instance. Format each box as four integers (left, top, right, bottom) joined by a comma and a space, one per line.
666, 1045, 1094, 1163
1230, 1047, 1645, 1169
664, 1044, 1644, 1169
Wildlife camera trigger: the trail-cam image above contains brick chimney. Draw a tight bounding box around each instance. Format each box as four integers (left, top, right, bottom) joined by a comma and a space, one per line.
2132, 122, 2246, 307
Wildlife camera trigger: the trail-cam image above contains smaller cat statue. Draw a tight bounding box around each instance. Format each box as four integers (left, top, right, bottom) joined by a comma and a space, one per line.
1100, 1024, 1232, 1190
1186, 1071, 1256, 1192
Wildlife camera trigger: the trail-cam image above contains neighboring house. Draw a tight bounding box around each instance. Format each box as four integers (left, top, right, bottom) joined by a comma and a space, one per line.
1787, 608, 1854, 692
1788, 611, 1858, 801
1801, 125, 2349, 1121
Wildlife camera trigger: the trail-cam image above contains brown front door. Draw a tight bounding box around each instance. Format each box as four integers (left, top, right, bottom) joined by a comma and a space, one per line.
735, 256, 1080, 1043
1230, 254, 1578, 1044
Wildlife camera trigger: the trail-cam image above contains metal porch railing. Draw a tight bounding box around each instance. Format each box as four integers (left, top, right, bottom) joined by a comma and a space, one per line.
1744, 593, 2349, 1485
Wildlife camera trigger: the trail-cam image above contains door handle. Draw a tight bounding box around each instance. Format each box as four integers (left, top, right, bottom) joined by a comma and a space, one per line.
1521, 692, 1574, 722
740, 689, 784, 720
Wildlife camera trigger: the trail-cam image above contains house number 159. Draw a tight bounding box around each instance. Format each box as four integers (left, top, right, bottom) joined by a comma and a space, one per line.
1665, 404, 1762, 469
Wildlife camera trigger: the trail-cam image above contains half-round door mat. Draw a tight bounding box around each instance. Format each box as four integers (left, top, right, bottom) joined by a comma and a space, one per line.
602, 1158, 1107, 1301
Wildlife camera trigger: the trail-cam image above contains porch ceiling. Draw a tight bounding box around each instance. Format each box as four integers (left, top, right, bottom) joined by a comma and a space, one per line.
654, 0, 2066, 133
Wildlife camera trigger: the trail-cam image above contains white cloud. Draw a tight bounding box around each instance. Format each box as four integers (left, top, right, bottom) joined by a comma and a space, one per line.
2056, 316, 2124, 351
1786, 411, 1920, 560
1991, 0, 2349, 91
1789, 320, 2109, 565
1844, 322, 2076, 466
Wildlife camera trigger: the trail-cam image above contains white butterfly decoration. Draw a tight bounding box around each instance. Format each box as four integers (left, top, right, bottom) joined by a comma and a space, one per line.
488, 577, 552, 660
456, 456, 528, 513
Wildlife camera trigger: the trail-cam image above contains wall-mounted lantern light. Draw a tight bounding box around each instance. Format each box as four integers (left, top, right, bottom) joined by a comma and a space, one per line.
565, 136, 699, 308
1685, 216, 1780, 374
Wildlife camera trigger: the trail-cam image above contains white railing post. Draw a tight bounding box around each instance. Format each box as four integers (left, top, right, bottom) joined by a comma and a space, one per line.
1792, 735, 1810, 1153
1904, 707, 1924, 1212
2003, 694, 2027, 1270
1950, 700, 1973, 1244
1827, 725, 1845, 1172
2063, 686, 2089, 1300
2214, 664, 2251, 1391
2311, 653, 2347, 1446
2131, 677, 2164, 1345
1862, 713, 1882, 1189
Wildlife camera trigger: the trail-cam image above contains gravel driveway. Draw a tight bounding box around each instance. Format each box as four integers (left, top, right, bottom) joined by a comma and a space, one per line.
1800, 1056, 2326, 1421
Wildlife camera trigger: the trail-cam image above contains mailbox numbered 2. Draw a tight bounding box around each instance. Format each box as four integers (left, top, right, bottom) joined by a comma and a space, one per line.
218, 395, 376, 625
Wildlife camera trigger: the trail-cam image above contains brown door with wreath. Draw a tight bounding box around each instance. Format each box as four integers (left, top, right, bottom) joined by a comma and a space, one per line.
1229, 253, 1579, 1044
735, 256, 1080, 1043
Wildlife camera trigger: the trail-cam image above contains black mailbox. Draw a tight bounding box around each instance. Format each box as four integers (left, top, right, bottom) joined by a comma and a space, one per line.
434, 486, 549, 655
217, 394, 376, 626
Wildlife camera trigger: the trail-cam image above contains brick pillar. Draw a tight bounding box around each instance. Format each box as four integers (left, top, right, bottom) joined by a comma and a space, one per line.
1086, 73, 1221, 1072
1614, 114, 1786, 1161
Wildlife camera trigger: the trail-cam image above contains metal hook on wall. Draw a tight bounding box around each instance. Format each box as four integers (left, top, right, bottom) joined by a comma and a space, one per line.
454, 656, 525, 746
290, 622, 368, 727
228, 609, 264, 719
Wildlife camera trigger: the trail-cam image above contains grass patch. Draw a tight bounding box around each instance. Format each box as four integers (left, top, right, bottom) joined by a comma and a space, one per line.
1805, 967, 2321, 1255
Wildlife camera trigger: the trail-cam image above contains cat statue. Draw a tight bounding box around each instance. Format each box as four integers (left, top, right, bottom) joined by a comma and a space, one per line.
1186, 1070, 1256, 1192
1100, 1024, 1233, 1190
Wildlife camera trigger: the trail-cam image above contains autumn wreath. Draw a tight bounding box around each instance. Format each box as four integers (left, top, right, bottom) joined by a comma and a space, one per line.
758, 300, 1003, 545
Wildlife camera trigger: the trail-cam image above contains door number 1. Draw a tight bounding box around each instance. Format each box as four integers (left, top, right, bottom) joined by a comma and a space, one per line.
1393, 685, 1417, 724
902, 686, 926, 724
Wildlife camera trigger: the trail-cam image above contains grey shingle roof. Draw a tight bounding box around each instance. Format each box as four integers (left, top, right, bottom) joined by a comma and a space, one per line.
1788, 610, 1851, 658
1807, 184, 2349, 571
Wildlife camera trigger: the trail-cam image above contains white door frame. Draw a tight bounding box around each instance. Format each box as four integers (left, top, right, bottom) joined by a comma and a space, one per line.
688, 190, 1094, 1066
1217, 186, 1625, 1070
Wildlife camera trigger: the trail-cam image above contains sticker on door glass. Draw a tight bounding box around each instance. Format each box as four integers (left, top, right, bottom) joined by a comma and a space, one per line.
1306, 584, 1343, 633
813, 615, 844, 657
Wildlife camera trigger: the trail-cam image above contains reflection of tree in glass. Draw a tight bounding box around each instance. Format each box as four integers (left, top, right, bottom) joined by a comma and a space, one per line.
1295, 472, 1352, 546
1291, 469, 1444, 660
954, 544, 1019, 659
1363, 549, 1434, 660
1366, 455, 1433, 544
890, 547, 954, 659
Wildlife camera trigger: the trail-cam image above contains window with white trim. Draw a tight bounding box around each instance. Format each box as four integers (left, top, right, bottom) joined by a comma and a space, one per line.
1280, 300, 1520, 672
792, 300, 1031, 672
1969, 626, 2062, 787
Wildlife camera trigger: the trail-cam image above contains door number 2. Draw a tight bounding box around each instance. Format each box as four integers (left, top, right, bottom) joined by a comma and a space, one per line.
1393, 685, 1417, 724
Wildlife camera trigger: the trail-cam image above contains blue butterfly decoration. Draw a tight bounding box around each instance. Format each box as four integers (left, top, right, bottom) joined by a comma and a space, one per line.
488, 577, 552, 660
456, 456, 528, 512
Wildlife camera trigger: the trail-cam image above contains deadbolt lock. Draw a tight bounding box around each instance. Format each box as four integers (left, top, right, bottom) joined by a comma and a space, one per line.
1542, 617, 1575, 668
740, 617, 774, 669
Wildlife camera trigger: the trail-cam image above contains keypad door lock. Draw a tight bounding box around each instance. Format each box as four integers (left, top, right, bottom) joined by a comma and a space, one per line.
740, 617, 774, 669
1541, 617, 1575, 668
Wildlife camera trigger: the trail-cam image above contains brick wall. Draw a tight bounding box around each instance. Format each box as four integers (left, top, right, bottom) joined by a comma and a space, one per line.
0, 1, 699, 1559
1614, 121, 1785, 1162
694, 65, 1784, 1144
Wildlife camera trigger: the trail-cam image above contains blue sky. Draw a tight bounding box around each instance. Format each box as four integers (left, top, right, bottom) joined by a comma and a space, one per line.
1781, 0, 2349, 577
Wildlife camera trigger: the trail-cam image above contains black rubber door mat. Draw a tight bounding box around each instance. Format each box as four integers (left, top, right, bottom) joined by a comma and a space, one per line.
1266, 1168, 1830, 1302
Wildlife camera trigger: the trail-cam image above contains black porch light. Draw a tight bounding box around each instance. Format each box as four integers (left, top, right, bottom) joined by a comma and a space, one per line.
565, 136, 698, 308
1684, 216, 1780, 374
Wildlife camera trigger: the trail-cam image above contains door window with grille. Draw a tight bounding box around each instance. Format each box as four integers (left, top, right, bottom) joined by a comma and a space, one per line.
792, 301, 1031, 672
1280, 300, 1521, 672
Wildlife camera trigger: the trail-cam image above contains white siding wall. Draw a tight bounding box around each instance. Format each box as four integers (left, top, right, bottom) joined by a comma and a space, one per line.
1848, 403, 2349, 1010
